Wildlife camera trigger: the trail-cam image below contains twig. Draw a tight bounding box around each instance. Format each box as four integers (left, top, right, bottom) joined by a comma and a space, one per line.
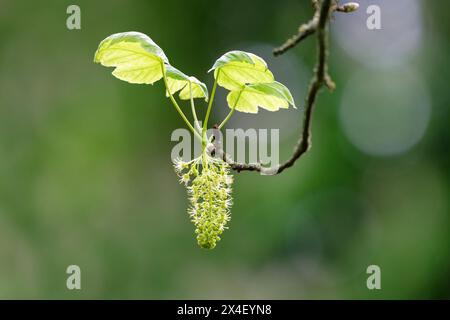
273, 1, 359, 56
273, 14, 319, 57
211, 0, 339, 175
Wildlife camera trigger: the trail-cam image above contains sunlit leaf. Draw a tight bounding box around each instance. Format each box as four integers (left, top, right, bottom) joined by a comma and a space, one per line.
165, 65, 208, 101
94, 31, 168, 84
208, 50, 274, 91
226, 81, 296, 113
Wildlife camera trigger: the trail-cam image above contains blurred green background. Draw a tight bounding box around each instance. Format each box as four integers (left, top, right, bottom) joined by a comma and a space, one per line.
0, 0, 448, 299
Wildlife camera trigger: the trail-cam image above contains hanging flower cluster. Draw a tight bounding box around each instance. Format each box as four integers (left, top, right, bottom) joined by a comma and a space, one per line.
174, 156, 232, 249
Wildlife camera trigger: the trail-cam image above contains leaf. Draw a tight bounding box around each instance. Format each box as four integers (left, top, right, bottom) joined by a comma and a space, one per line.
165, 65, 209, 101
226, 82, 296, 114
208, 50, 274, 91
94, 31, 168, 84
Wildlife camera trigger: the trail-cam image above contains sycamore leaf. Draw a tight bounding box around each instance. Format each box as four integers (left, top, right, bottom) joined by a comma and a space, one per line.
165, 65, 208, 101
208, 51, 274, 91
94, 31, 168, 84
226, 81, 296, 114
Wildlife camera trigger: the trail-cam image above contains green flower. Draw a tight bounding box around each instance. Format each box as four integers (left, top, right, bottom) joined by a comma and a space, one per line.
174, 155, 233, 249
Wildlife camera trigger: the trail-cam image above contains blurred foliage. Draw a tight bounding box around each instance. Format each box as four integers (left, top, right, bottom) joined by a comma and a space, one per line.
0, 0, 448, 299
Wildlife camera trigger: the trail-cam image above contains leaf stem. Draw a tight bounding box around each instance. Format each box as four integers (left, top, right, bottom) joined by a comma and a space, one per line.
218, 90, 242, 130
202, 70, 220, 149
161, 63, 202, 141
189, 81, 202, 133
207, 89, 242, 145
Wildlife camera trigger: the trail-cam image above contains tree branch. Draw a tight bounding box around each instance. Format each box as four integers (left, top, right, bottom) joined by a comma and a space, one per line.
210, 0, 357, 175
272, 12, 319, 57
273, 1, 359, 56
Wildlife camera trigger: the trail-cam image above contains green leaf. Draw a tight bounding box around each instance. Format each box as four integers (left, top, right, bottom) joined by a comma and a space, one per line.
208, 51, 274, 91
165, 65, 209, 101
226, 82, 296, 114
94, 31, 168, 84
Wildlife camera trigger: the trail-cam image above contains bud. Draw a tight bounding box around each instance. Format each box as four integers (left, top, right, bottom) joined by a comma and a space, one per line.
336, 2, 359, 13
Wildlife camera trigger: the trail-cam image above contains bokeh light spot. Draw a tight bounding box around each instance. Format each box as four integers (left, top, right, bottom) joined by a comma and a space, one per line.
333, 0, 423, 68
339, 68, 431, 156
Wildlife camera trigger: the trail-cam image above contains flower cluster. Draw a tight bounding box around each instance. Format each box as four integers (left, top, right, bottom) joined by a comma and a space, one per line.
174, 155, 233, 249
